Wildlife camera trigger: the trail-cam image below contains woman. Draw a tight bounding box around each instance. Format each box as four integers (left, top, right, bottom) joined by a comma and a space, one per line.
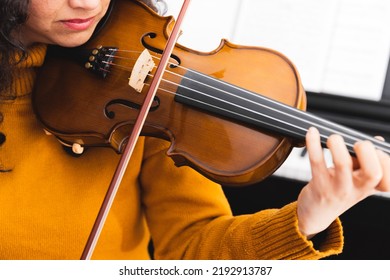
0, 0, 389, 260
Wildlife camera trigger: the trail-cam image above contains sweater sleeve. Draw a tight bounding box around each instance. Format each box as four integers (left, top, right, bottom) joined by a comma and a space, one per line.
140, 138, 343, 260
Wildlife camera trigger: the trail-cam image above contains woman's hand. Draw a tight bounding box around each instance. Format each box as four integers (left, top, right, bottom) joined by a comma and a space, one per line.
297, 127, 390, 238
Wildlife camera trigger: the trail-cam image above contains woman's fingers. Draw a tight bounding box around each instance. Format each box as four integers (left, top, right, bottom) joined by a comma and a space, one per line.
353, 141, 383, 188
373, 135, 390, 192
326, 133, 353, 182
298, 128, 390, 237
374, 149, 390, 192
306, 127, 328, 179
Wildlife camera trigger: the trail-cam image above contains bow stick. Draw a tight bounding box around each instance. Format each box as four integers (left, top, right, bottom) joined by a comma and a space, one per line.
81, 0, 192, 260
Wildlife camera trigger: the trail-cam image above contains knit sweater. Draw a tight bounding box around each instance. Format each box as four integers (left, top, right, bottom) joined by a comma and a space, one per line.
0, 44, 343, 260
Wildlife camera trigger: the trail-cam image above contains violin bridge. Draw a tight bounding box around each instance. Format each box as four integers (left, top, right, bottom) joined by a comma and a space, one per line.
129, 49, 155, 93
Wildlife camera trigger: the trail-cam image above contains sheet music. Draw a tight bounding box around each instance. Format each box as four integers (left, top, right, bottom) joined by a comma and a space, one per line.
168, 0, 390, 100
319, 0, 390, 100
233, 0, 339, 97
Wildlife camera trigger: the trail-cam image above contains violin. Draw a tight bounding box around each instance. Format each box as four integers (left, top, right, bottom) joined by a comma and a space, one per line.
33, 0, 390, 188
32, 0, 390, 259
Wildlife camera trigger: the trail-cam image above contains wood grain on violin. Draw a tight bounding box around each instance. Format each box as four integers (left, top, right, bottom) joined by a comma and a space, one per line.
33, 0, 390, 186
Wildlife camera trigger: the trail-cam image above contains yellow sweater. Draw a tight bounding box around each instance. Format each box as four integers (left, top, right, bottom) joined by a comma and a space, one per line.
0, 44, 343, 260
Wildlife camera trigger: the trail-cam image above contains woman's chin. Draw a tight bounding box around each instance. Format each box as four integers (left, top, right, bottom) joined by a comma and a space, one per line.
55, 35, 93, 48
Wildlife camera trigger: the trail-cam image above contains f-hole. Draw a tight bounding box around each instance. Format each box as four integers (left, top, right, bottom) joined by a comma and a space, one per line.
141, 32, 181, 68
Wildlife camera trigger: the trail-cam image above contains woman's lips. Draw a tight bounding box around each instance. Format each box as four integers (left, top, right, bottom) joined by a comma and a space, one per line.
61, 17, 95, 31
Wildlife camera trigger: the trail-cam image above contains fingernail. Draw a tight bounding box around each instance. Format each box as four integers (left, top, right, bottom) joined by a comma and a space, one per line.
308, 127, 318, 135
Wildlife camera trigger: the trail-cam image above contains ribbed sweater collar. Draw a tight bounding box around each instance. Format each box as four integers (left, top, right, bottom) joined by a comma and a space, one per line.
3, 44, 47, 100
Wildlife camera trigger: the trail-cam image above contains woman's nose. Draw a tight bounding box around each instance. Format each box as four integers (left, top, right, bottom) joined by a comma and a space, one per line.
68, 0, 101, 10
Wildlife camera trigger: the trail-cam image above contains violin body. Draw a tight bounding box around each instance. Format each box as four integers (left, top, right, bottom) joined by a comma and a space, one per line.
33, 0, 306, 186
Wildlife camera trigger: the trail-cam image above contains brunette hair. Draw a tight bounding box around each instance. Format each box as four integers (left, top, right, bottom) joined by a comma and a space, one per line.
0, 0, 29, 94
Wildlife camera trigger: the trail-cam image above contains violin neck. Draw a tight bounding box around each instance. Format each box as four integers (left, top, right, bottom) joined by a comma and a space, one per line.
175, 70, 390, 155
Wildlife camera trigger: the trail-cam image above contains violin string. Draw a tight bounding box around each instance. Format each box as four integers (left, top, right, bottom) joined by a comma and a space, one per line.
156, 59, 390, 150
149, 75, 390, 154
107, 52, 389, 151
103, 51, 390, 153
105, 53, 390, 152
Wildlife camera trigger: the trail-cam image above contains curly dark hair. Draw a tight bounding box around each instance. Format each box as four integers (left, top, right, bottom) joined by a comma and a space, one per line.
0, 0, 30, 94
